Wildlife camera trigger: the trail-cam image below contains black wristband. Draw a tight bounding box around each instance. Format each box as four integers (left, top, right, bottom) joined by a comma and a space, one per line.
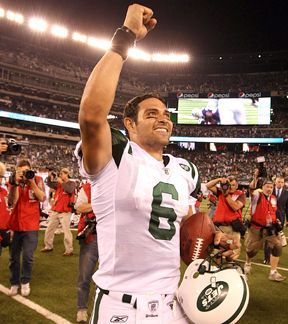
110, 26, 136, 61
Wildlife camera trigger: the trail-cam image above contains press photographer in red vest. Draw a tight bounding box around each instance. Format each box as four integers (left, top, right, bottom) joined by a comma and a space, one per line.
206, 176, 246, 260
0, 162, 11, 255
8, 159, 46, 297
244, 171, 286, 282
41, 168, 75, 256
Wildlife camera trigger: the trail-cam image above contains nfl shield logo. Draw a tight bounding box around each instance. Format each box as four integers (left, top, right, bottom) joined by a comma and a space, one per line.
164, 168, 170, 175
148, 300, 159, 313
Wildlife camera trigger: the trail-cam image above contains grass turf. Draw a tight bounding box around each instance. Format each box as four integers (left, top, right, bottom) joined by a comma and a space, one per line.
0, 207, 287, 323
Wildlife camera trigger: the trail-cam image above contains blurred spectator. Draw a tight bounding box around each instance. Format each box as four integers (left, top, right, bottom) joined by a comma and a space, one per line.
41, 168, 75, 256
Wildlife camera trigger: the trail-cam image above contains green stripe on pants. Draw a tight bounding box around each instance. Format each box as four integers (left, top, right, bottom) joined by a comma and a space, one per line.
91, 289, 104, 324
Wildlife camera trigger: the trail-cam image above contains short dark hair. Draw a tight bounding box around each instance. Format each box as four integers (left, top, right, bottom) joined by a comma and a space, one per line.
262, 178, 273, 186
123, 93, 166, 137
227, 176, 237, 182
16, 159, 31, 168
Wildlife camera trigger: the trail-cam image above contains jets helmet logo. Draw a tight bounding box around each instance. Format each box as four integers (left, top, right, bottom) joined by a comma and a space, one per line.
197, 281, 229, 311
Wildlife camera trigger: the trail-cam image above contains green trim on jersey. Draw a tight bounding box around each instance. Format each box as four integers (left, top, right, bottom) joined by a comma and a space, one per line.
187, 160, 201, 198
111, 128, 130, 167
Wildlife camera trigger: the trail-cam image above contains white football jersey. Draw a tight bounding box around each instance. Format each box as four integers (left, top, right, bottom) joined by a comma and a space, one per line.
76, 130, 200, 294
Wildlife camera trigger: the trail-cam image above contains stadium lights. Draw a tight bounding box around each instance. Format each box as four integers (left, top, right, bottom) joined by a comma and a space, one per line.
128, 48, 151, 61
87, 37, 111, 50
152, 53, 190, 63
0, 5, 191, 63
6, 10, 24, 24
28, 17, 47, 32
51, 24, 68, 38
0, 8, 5, 18
72, 32, 87, 43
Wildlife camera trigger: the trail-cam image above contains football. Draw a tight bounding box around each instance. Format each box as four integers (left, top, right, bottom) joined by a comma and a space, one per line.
180, 212, 216, 266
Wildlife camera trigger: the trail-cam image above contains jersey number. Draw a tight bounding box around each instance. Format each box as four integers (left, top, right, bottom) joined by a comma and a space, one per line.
149, 182, 178, 241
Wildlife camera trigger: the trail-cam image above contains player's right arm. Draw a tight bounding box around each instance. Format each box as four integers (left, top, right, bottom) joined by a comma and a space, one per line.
79, 4, 157, 175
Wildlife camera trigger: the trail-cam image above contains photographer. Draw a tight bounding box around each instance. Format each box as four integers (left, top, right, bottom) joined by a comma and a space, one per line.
0, 162, 11, 255
0, 137, 21, 157
75, 181, 98, 323
244, 170, 286, 282
41, 168, 75, 256
206, 176, 246, 260
8, 159, 46, 296
0, 138, 8, 155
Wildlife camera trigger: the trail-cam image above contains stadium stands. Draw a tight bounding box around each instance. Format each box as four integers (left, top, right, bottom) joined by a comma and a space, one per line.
0, 20, 288, 181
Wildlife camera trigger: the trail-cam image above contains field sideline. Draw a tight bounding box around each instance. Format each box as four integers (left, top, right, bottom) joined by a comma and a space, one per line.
0, 212, 288, 323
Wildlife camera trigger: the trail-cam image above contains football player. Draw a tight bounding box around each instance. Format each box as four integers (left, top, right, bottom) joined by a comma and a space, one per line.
76, 4, 239, 323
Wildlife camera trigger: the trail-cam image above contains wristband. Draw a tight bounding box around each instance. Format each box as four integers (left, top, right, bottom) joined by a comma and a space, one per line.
110, 26, 136, 61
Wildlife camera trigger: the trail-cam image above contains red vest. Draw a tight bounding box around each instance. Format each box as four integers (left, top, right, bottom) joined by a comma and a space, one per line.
251, 192, 277, 228
77, 183, 95, 244
10, 176, 42, 231
213, 189, 243, 223
52, 181, 75, 213
0, 187, 10, 229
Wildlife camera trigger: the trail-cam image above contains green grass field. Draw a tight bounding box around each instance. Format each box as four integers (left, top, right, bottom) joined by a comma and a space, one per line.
0, 203, 287, 323
177, 98, 266, 125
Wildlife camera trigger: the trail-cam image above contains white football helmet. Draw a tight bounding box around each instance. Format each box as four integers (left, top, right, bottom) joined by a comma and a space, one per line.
177, 258, 249, 324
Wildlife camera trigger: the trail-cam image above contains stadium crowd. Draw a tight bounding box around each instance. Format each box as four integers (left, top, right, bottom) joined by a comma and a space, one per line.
0, 91, 287, 139
0, 10, 288, 323
1, 35, 288, 94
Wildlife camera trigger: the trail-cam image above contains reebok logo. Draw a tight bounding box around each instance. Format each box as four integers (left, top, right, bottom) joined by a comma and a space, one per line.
110, 315, 129, 323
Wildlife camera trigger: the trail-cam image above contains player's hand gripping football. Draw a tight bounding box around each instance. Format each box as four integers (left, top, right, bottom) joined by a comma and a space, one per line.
214, 231, 241, 260
123, 4, 157, 41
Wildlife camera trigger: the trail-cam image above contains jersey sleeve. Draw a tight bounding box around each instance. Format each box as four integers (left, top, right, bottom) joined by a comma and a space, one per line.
110, 128, 128, 167
187, 160, 201, 199
74, 127, 128, 178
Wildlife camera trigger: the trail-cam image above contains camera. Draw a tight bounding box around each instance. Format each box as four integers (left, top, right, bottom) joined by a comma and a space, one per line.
45, 169, 58, 185
256, 156, 267, 178
23, 170, 35, 179
266, 220, 283, 236
9, 169, 35, 185
76, 216, 96, 241
220, 181, 231, 191
0, 230, 11, 248
2, 139, 21, 156
231, 219, 247, 238
51, 171, 57, 178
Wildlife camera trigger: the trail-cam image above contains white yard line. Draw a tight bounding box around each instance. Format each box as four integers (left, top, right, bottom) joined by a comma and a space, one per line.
0, 284, 72, 324
238, 259, 288, 272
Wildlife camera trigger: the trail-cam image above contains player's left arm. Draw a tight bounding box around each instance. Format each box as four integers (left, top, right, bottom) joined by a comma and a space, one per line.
181, 206, 194, 224
214, 228, 241, 260
181, 161, 201, 224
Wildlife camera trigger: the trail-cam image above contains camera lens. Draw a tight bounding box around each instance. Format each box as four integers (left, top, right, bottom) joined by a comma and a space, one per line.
24, 170, 35, 179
